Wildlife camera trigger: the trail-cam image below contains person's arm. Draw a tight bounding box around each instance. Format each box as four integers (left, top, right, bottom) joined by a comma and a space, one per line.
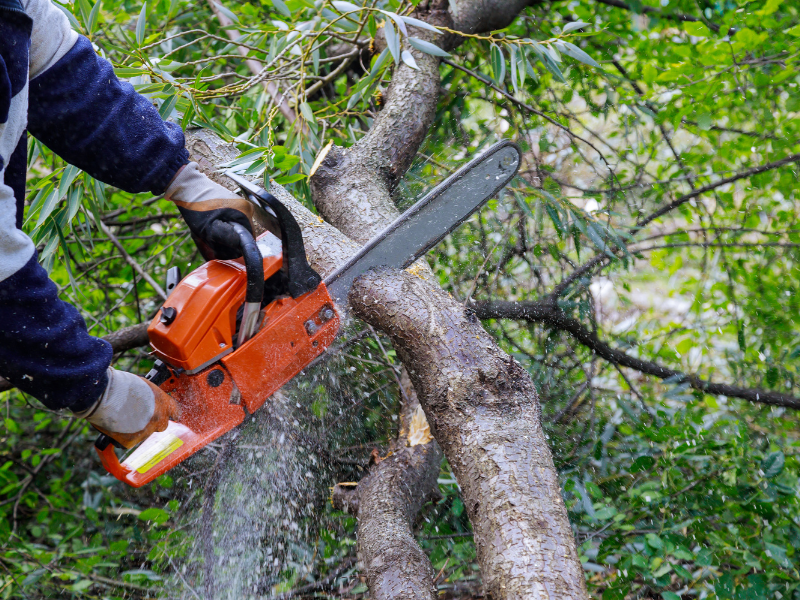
24, 0, 188, 194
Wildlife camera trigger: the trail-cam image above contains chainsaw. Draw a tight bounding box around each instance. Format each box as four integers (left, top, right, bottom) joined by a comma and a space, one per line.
95, 140, 521, 487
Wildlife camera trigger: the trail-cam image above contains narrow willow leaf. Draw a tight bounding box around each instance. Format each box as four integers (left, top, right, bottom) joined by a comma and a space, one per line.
509, 45, 518, 93
53, 1, 81, 30
407, 37, 451, 58
66, 185, 84, 224
272, 0, 291, 17
369, 47, 390, 77
58, 165, 81, 199
562, 20, 591, 34
88, 0, 102, 35
527, 39, 544, 57
36, 188, 61, 229
312, 46, 320, 74
384, 20, 400, 64
380, 10, 408, 37
299, 102, 316, 126
346, 89, 362, 109
517, 47, 526, 88
401, 50, 418, 70
524, 54, 539, 83
490, 44, 505, 85
547, 43, 562, 63
77, 0, 91, 29
559, 41, 600, 68
158, 94, 179, 119
400, 15, 440, 34
135, 2, 147, 46
538, 50, 566, 83
214, 1, 239, 23
331, 1, 361, 13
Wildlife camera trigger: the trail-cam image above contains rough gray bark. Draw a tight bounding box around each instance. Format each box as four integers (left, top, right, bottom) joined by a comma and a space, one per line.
308, 0, 587, 597
351, 269, 589, 600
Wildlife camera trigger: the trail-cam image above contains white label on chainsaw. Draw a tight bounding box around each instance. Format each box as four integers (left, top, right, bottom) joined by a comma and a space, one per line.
122, 421, 192, 473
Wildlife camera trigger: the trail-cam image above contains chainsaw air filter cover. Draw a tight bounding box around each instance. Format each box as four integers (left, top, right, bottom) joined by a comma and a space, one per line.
147, 232, 284, 374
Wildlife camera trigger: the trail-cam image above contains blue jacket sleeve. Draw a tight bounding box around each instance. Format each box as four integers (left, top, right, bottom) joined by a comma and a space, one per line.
27, 36, 189, 195
0, 251, 112, 412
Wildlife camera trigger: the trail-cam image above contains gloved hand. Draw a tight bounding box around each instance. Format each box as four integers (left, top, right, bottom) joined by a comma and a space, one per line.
166, 162, 274, 261
75, 368, 180, 449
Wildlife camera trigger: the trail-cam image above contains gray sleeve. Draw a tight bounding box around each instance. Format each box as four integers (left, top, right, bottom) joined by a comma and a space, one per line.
22, 0, 80, 79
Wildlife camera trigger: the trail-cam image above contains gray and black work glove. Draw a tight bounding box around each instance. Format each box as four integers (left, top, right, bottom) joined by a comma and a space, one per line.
75, 368, 180, 449
166, 162, 272, 261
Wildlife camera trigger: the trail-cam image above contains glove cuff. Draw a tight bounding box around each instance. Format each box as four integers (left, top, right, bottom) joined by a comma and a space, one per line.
165, 162, 240, 205
74, 368, 155, 434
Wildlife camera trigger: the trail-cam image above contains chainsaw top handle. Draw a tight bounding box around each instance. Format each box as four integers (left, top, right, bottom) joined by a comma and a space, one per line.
241, 188, 321, 298
230, 222, 264, 305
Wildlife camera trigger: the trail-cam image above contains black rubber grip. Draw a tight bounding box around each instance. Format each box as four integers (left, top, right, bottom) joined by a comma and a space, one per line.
231, 223, 265, 305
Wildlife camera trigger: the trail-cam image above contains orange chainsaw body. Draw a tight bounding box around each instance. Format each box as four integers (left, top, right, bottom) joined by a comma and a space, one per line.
97, 231, 340, 487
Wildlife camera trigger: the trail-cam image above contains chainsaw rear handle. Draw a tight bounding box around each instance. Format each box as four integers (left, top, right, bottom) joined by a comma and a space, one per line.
239, 188, 321, 298
230, 222, 264, 305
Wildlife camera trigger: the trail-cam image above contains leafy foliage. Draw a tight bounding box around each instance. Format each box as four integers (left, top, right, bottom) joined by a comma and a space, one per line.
2, 0, 800, 598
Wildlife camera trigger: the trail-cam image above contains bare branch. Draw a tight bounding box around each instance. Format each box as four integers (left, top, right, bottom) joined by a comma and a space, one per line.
471, 299, 800, 409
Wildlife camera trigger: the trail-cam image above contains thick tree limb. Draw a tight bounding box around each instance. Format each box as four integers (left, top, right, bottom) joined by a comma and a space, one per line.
332, 373, 443, 600
472, 299, 800, 409
351, 269, 589, 599
312, 1, 588, 596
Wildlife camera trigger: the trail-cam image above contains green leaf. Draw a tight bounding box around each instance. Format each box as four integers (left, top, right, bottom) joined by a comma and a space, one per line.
71, 579, 93, 592
384, 20, 400, 64
556, 41, 600, 68
645, 533, 663, 549
158, 94, 179, 119
684, 21, 709, 37
312, 46, 320, 74
662, 593, 681, 600
407, 37, 450, 58
400, 15, 440, 34
274, 173, 307, 184
114, 67, 147, 78
509, 45, 518, 93
369, 47, 390, 77
87, 0, 102, 34
630, 455, 655, 473
299, 102, 316, 126
272, 0, 291, 17
562, 20, 591, 34
332, 1, 361, 13
213, 1, 239, 22
135, 2, 147, 46
22, 568, 46, 587
379, 10, 408, 37
765, 541, 790, 567
138, 507, 169, 524
490, 44, 505, 85
761, 451, 785, 478
401, 50, 418, 70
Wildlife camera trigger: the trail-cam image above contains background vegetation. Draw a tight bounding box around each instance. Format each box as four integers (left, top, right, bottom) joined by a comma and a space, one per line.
2, 0, 799, 598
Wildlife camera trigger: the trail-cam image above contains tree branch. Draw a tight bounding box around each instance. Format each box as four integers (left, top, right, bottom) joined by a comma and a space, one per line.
471, 299, 800, 409
351, 269, 589, 598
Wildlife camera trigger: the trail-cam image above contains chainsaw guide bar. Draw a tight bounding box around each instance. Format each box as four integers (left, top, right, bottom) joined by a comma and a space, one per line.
95, 140, 521, 487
